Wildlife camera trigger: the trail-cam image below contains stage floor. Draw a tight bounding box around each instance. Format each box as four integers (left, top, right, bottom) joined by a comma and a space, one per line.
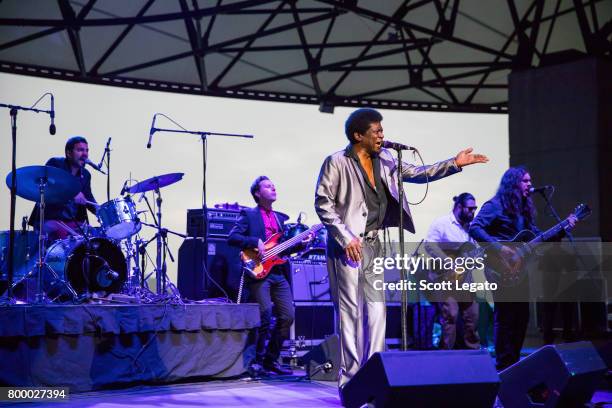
0, 376, 341, 407
0, 376, 609, 408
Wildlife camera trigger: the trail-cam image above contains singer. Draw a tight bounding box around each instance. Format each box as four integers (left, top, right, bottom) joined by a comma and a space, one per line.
314, 108, 488, 392
29, 136, 99, 241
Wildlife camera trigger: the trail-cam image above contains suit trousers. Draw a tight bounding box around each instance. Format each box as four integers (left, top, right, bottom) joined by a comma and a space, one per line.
248, 271, 294, 364
327, 235, 386, 388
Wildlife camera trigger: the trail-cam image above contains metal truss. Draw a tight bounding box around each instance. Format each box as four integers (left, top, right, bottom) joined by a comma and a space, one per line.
0, 0, 610, 113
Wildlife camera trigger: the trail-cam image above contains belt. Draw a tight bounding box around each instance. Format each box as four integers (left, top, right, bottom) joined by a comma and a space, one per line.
363, 229, 380, 242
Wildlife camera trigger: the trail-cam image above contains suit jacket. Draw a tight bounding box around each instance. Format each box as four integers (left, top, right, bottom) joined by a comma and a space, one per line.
315, 145, 461, 249
228, 206, 289, 250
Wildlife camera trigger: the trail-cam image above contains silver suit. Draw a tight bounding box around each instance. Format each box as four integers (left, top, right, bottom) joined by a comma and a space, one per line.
314, 145, 461, 387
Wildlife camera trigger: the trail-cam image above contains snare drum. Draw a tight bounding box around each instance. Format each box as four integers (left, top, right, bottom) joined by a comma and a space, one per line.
97, 196, 141, 239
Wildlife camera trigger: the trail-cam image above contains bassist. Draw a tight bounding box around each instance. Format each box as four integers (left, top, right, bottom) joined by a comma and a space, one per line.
228, 176, 294, 376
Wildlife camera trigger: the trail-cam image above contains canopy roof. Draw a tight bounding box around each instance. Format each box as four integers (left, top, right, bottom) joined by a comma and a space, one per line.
1, 0, 610, 113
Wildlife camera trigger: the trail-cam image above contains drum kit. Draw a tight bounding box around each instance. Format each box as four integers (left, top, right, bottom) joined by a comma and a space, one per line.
285, 222, 328, 262
2, 165, 185, 304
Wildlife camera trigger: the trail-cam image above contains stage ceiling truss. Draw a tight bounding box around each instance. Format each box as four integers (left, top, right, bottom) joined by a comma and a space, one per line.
0, 0, 610, 113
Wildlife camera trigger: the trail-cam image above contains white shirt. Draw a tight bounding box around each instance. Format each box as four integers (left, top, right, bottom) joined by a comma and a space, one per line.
426, 212, 475, 246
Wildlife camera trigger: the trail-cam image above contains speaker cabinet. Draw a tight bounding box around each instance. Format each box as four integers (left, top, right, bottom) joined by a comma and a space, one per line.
498, 341, 606, 408
177, 238, 242, 300
292, 302, 335, 341
302, 334, 340, 381
341, 350, 499, 408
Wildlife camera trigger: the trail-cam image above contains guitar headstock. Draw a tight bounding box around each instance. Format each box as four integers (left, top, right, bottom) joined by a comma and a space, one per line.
572, 203, 592, 221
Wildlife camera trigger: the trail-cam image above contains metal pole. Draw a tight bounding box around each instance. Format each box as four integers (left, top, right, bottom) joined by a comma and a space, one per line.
396, 149, 409, 351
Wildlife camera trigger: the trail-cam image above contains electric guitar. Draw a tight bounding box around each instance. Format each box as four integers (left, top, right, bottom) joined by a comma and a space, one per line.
241, 224, 325, 280
481, 203, 591, 287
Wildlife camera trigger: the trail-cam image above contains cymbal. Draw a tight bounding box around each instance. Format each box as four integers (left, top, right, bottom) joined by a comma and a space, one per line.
5, 165, 80, 204
128, 172, 184, 194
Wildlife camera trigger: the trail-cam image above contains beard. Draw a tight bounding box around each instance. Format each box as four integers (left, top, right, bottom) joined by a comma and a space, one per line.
459, 212, 474, 224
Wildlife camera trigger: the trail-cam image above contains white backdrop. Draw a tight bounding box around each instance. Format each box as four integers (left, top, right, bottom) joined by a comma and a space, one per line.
0, 72, 509, 282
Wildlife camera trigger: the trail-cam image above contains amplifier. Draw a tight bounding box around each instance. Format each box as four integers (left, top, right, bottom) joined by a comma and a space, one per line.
291, 301, 336, 342
289, 259, 330, 302
187, 208, 241, 238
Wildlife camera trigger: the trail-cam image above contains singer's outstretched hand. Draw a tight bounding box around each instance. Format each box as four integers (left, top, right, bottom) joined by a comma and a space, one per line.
454, 147, 489, 167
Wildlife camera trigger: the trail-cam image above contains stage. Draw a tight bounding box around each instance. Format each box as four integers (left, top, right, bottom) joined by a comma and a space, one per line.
0, 376, 609, 408
0, 303, 260, 392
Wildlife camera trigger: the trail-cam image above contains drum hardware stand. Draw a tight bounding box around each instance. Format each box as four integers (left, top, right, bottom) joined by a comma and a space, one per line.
31, 177, 78, 303
146, 114, 253, 302
1, 95, 54, 302
139, 218, 186, 301
76, 229, 95, 303
121, 234, 155, 301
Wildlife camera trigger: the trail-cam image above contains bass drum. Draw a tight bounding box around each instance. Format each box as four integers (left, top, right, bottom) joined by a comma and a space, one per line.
45, 237, 127, 297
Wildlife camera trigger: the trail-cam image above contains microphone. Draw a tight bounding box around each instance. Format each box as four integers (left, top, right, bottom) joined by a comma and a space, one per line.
529, 185, 553, 194
49, 94, 56, 135
84, 159, 107, 175
147, 114, 157, 149
98, 137, 111, 168
96, 264, 120, 287
119, 180, 128, 195
382, 140, 416, 151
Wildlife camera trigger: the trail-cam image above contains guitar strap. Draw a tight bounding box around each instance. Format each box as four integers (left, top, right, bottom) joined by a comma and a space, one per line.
273, 211, 284, 234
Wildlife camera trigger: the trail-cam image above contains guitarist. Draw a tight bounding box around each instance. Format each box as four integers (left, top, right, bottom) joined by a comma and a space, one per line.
228, 176, 294, 376
424, 192, 480, 351
469, 167, 576, 370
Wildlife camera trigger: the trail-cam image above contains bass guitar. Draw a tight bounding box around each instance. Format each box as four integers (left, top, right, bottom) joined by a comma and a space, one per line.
241, 224, 324, 280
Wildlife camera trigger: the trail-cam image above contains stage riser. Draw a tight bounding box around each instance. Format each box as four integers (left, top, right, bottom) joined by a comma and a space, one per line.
0, 304, 259, 392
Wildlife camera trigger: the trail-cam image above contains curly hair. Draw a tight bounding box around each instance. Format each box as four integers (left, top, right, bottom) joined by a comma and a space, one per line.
344, 108, 383, 144
495, 166, 535, 224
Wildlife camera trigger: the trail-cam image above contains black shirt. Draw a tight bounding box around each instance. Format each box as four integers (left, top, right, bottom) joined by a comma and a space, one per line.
468, 196, 541, 250
348, 148, 388, 232
29, 157, 97, 226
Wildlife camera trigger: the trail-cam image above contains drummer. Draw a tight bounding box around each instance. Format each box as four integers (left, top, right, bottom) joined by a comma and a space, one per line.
29, 136, 98, 241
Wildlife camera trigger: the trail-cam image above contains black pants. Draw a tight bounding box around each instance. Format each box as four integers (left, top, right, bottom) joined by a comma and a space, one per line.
494, 301, 530, 371
540, 302, 576, 344
248, 270, 294, 364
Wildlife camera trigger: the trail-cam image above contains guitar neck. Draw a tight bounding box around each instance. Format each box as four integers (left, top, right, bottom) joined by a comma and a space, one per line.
526, 217, 569, 248
263, 224, 323, 261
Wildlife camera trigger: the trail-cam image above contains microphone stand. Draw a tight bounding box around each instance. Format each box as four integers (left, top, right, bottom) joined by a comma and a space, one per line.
537, 189, 591, 320
149, 122, 253, 300
98, 139, 111, 202
397, 148, 409, 351
388, 146, 409, 351
0, 98, 53, 302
